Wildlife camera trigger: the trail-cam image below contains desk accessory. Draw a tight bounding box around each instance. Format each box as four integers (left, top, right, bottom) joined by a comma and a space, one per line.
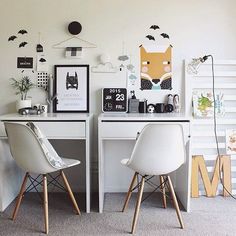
139, 99, 147, 113
147, 103, 155, 113
19, 107, 43, 115
173, 94, 180, 112
155, 103, 165, 113
164, 94, 174, 112
11, 76, 34, 111
102, 88, 127, 112
128, 91, 139, 113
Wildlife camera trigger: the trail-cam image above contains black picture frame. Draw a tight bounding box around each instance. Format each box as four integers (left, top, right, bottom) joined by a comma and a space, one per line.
54, 65, 89, 112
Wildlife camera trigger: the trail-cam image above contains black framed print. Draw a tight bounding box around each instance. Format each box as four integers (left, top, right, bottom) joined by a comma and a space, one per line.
54, 65, 89, 112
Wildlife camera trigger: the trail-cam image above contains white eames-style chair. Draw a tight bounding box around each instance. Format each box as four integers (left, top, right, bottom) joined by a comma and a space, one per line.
121, 124, 185, 234
4, 122, 81, 234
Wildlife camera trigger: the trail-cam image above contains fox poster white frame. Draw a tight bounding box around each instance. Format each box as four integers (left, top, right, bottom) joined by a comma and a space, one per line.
54, 65, 89, 112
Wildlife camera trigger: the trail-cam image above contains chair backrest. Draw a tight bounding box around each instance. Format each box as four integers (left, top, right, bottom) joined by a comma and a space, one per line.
4, 122, 57, 174
127, 124, 185, 175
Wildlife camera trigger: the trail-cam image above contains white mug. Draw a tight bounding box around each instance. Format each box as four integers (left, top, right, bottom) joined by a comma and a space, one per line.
41, 104, 48, 113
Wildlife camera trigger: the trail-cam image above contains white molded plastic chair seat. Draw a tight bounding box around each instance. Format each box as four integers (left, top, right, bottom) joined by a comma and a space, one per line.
121, 124, 185, 234
4, 122, 81, 234
5, 122, 80, 174
122, 124, 185, 176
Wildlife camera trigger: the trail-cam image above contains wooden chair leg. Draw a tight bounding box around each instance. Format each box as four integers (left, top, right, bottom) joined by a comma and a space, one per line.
43, 175, 49, 234
12, 172, 29, 221
159, 175, 167, 209
60, 170, 81, 215
131, 176, 145, 234
122, 172, 138, 212
167, 176, 184, 229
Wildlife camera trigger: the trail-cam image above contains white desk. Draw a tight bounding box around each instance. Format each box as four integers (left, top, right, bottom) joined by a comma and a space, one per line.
98, 113, 191, 213
0, 113, 93, 213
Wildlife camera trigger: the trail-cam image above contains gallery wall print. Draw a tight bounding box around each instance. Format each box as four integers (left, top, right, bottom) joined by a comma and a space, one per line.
140, 24, 172, 90
53, 21, 96, 59
18, 29, 28, 35
37, 32, 44, 52
226, 129, 236, 155
118, 42, 129, 71
17, 57, 33, 69
91, 54, 117, 73
8, 29, 28, 48
8, 35, 17, 41
54, 65, 89, 112
192, 91, 225, 117
37, 72, 48, 89
36, 54, 48, 72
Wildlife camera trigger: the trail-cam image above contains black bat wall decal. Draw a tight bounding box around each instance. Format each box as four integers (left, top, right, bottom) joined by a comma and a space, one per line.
146, 35, 155, 40
18, 29, 28, 35
19, 42, 28, 48
8, 35, 17, 41
160, 33, 170, 39
150, 25, 160, 30
39, 58, 46, 62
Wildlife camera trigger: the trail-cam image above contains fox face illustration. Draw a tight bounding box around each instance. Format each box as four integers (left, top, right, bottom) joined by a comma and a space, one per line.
140, 44, 172, 90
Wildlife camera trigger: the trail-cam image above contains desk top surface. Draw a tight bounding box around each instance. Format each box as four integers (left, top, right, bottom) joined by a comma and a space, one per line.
0, 113, 93, 121
98, 112, 190, 121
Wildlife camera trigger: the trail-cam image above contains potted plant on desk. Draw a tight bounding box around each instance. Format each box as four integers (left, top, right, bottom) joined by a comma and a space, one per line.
11, 76, 34, 111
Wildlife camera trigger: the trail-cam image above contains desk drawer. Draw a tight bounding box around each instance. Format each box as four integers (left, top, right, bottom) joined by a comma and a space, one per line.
100, 121, 190, 141
34, 122, 85, 139
100, 122, 149, 139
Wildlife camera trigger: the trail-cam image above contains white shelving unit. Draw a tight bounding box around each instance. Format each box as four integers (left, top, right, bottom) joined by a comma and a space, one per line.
185, 59, 236, 196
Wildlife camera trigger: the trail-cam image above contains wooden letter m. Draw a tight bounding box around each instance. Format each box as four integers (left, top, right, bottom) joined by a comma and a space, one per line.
191, 155, 232, 197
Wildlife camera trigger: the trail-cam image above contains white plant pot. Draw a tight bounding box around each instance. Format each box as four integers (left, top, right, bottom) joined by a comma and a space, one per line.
16, 99, 31, 111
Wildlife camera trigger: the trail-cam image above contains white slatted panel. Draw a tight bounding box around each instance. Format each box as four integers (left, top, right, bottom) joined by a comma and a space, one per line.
185, 59, 236, 196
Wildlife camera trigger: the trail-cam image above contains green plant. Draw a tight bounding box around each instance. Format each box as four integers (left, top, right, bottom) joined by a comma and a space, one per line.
10, 76, 34, 100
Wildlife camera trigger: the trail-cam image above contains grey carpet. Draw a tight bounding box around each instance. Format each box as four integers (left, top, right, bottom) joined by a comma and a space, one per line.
1, 192, 236, 236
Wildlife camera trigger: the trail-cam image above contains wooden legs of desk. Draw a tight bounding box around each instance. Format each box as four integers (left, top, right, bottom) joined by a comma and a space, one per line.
60, 170, 81, 215
122, 172, 138, 212
167, 176, 184, 229
12, 172, 29, 221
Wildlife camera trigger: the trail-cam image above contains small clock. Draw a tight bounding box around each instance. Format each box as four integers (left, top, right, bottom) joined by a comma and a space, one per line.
102, 88, 128, 112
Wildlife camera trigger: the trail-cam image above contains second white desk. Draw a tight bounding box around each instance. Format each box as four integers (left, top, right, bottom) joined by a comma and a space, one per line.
98, 113, 191, 213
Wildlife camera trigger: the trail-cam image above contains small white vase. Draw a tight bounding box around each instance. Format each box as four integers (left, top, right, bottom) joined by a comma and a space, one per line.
16, 99, 32, 111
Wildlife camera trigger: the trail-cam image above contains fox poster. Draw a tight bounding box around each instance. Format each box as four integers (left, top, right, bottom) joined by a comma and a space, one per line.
140, 44, 172, 90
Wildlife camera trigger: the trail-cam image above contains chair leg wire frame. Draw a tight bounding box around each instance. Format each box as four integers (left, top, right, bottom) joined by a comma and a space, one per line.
122, 173, 184, 234
11, 171, 80, 234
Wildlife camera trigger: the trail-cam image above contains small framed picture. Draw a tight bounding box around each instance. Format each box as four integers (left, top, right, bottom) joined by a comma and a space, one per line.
54, 65, 89, 112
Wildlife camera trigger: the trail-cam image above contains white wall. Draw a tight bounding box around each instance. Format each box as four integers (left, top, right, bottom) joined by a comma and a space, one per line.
0, 0, 236, 191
